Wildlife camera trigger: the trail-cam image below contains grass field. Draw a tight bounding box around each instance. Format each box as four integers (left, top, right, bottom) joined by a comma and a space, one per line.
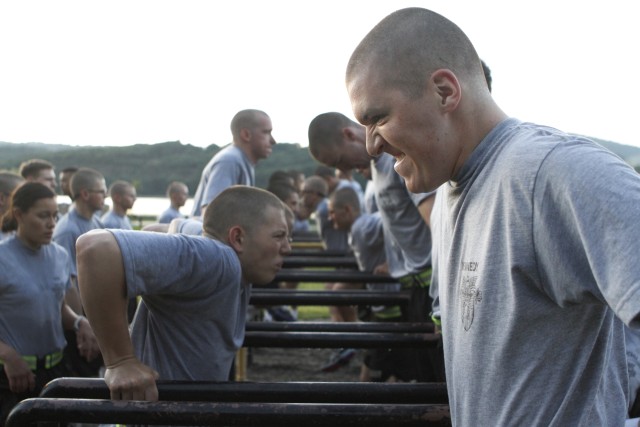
293, 282, 331, 321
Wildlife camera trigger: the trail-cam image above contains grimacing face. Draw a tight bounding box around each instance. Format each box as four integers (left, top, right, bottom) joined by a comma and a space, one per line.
347, 67, 457, 193
239, 205, 291, 285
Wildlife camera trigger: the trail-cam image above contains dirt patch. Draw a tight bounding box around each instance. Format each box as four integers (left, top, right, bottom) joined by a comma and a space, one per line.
243, 347, 363, 382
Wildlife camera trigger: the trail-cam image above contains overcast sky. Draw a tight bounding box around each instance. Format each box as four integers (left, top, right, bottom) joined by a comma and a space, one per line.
1, 0, 639, 149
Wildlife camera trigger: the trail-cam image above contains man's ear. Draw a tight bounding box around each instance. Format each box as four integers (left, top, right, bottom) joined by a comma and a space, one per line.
239, 128, 252, 143
431, 69, 461, 113
343, 127, 357, 143
227, 225, 245, 253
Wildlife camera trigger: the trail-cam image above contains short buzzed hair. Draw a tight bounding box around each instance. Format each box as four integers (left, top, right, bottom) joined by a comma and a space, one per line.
303, 176, 328, 197
0, 172, 25, 195
230, 109, 268, 141
203, 185, 285, 239
108, 180, 134, 197
347, 7, 484, 97
18, 159, 54, 179
308, 112, 353, 160
166, 181, 188, 197
330, 187, 361, 215
70, 168, 104, 198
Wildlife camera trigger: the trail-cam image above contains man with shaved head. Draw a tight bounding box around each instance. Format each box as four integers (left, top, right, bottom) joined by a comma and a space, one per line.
191, 109, 276, 217
77, 186, 291, 401
347, 7, 640, 426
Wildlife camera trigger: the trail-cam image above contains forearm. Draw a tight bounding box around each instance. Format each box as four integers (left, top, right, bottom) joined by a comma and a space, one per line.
0, 340, 20, 363
63, 282, 83, 316
76, 230, 134, 366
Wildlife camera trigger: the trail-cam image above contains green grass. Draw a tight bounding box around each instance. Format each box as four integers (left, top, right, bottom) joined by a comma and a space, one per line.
294, 282, 331, 320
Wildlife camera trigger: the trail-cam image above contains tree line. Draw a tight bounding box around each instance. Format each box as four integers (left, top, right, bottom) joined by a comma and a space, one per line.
0, 141, 322, 196
1, 137, 638, 196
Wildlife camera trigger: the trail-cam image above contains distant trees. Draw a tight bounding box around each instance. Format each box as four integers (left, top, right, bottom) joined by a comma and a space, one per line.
0, 141, 321, 195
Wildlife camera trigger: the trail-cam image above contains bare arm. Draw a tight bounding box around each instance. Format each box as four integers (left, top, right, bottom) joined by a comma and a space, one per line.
63, 279, 83, 314
76, 229, 159, 401
61, 303, 100, 361
0, 340, 35, 393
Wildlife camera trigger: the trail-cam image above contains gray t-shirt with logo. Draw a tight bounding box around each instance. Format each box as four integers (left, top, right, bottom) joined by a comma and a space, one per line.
432, 118, 640, 426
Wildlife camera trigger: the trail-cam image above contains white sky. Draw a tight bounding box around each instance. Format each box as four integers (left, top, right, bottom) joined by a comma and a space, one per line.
1, 0, 638, 149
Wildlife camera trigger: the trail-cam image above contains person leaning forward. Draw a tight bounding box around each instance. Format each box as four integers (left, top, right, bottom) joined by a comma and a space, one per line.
77, 185, 291, 401
346, 7, 640, 426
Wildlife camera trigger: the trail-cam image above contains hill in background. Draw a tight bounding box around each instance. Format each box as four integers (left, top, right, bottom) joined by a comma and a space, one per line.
0, 140, 321, 195
1, 135, 639, 196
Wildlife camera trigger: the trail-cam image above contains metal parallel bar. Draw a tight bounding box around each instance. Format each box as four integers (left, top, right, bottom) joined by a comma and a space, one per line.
283, 256, 359, 269
291, 232, 323, 243
289, 249, 350, 257
274, 269, 396, 283
245, 321, 434, 333
250, 289, 410, 306
40, 379, 449, 404
7, 398, 452, 427
243, 331, 439, 348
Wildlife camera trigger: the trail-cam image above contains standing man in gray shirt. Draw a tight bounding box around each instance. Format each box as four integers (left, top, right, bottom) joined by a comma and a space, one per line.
191, 109, 276, 217
346, 7, 640, 425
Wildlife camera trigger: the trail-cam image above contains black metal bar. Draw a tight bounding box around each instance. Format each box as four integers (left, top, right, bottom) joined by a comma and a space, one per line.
274, 269, 396, 283
291, 231, 323, 242
243, 331, 439, 348
245, 321, 434, 333
289, 249, 351, 257
283, 256, 359, 269
250, 289, 409, 306
41, 378, 449, 404
7, 398, 452, 427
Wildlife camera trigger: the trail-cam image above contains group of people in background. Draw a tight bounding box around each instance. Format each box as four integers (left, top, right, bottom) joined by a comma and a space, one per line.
2, 6, 640, 427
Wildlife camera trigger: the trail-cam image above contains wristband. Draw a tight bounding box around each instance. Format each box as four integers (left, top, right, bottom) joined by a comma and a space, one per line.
73, 315, 86, 332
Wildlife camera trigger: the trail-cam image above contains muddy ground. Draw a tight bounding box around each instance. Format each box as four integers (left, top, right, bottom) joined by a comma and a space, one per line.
243, 347, 363, 382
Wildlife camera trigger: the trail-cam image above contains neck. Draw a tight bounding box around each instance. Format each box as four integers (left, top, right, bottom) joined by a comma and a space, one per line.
74, 202, 98, 220
234, 142, 258, 165
112, 204, 127, 216
16, 232, 41, 251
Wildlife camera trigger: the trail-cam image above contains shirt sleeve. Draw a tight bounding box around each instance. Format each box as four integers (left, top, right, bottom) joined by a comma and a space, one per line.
201, 159, 244, 209
533, 140, 640, 327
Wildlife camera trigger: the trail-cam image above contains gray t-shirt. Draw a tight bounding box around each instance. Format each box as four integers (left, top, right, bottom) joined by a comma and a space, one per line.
350, 212, 400, 293
372, 153, 432, 278
315, 197, 349, 253
191, 145, 254, 217
101, 210, 132, 230
53, 208, 104, 276
157, 206, 183, 224
111, 229, 249, 381
0, 237, 71, 356
431, 118, 640, 426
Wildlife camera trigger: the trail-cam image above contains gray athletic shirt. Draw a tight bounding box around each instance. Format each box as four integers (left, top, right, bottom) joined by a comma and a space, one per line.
350, 212, 400, 293
191, 145, 254, 217
371, 153, 432, 278
111, 229, 249, 381
0, 237, 71, 356
53, 208, 104, 276
432, 118, 640, 426
101, 210, 132, 230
